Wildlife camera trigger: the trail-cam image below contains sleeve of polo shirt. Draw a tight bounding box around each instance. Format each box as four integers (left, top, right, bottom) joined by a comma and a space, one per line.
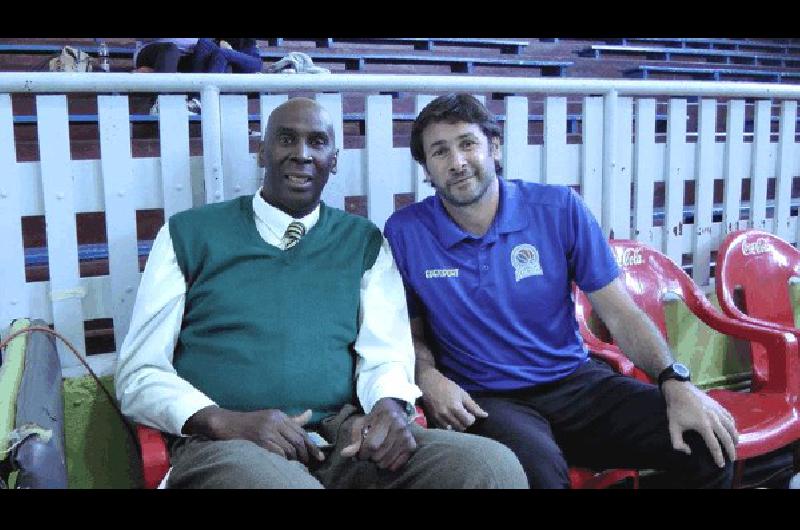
565, 189, 620, 293
353, 237, 423, 414
114, 224, 217, 436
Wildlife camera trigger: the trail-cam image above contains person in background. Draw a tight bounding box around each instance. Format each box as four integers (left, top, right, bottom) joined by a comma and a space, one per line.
191, 38, 262, 74
133, 39, 201, 115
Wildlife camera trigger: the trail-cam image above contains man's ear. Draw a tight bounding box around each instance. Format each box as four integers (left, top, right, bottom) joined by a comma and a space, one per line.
330, 149, 339, 175
491, 137, 501, 161
422, 165, 432, 184
257, 141, 266, 168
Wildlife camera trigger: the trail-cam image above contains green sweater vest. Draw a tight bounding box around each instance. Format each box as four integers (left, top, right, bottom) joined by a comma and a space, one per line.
169, 196, 383, 422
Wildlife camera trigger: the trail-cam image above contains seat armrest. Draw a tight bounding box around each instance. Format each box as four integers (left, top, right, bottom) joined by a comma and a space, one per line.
136, 424, 170, 489
686, 293, 800, 395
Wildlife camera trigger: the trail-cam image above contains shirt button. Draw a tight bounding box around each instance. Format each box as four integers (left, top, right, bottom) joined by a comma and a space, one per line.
482, 265, 489, 271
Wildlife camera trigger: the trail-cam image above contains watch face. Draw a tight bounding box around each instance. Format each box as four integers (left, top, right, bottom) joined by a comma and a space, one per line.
674, 363, 690, 378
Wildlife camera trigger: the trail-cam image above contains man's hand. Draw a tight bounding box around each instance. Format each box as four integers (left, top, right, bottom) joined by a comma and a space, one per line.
183, 406, 324, 465
662, 381, 738, 467
340, 398, 417, 471
419, 368, 488, 431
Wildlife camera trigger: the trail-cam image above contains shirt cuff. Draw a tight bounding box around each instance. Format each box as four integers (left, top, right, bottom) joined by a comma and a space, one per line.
358, 367, 422, 415
164, 392, 218, 436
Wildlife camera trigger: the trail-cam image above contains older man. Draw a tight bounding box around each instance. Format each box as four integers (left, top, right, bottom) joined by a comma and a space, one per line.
115, 97, 526, 489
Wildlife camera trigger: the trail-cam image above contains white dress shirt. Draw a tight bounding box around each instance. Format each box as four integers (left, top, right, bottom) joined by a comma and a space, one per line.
115, 192, 421, 435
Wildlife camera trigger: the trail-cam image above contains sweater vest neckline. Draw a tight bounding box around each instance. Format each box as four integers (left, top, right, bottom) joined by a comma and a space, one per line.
238, 195, 331, 254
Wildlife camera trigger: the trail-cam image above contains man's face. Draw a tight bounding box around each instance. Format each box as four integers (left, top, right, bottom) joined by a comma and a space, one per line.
259, 99, 338, 217
421, 121, 499, 208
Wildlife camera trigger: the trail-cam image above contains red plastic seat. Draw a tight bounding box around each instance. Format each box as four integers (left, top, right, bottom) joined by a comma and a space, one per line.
714, 229, 800, 470
715, 230, 800, 384
575, 239, 800, 487
567, 466, 638, 489
575, 286, 650, 384
137, 405, 637, 489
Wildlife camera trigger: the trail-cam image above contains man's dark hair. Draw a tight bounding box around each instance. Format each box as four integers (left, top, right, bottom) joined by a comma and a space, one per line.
410, 93, 503, 171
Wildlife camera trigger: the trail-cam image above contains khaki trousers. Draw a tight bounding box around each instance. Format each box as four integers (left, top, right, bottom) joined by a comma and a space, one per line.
166, 404, 527, 489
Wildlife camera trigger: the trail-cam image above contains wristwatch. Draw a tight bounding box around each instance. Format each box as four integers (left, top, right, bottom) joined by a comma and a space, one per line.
657, 362, 691, 389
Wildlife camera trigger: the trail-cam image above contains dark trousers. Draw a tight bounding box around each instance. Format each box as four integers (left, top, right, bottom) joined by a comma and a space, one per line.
467, 358, 733, 488
136, 43, 197, 106
135, 42, 194, 73
190, 38, 262, 73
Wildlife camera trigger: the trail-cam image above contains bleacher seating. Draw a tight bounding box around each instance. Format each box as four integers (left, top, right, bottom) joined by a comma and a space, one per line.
255, 50, 571, 75
577, 38, 800, 86
266, 37, 530, 55
6, 37, 795, 86
0, 42, 570, 77
581, 44, 800, 68
625, 64, 800, 83
0, 41, 559, 75
601, 38, 800, 54
0, 43, 133, 57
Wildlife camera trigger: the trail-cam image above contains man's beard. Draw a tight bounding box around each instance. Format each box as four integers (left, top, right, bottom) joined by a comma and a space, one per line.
437, 173, 493, 207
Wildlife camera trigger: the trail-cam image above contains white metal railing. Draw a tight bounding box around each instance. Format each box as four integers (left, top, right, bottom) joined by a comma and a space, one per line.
1, 73, 798, 377
4, 72, 800, 96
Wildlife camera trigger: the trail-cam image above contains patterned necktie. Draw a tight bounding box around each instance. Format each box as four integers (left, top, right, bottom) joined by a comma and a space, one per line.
282, 221, 306, 250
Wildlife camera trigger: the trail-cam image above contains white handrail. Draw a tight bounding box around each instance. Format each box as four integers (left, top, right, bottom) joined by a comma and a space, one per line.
2, 72, 800, 97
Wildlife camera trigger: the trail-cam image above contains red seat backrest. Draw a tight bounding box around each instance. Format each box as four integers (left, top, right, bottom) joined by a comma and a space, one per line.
610, 239, 787, 392
606, 240, 713, 345
716, 230, 800, 329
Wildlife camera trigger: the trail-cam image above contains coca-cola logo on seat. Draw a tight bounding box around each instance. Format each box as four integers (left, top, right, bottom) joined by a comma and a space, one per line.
741, 238, 773, 256
616, 247, 644, 267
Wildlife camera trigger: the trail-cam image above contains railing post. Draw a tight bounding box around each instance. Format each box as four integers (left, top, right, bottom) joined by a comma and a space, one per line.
37, 95, 86, 367
664, 98, 688, 264
633, 98, 656, 246
201, 85, 224, 204
778, 101, 798, 243
414, 95, 436, 201
0, 94, 27, 331
602, 89, 618, 238
365, 95, 394, 230
750, 99, 772, 231
581, 96, 604, 221
316, 92, 346, 211
722, 100, 746, 234
504, 95, 529, 182
98, 94, 139, 350
543, 96, 567, 184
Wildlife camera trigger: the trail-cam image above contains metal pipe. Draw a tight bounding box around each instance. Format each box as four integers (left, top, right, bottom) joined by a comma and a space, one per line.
2, 72, 800, 98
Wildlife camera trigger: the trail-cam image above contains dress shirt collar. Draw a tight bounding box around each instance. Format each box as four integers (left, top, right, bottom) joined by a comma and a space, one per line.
252, 189, 320, 238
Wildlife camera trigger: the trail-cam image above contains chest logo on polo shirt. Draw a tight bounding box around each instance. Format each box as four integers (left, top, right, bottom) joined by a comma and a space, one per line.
425, 268, 459, 279
511, 244, 543, 282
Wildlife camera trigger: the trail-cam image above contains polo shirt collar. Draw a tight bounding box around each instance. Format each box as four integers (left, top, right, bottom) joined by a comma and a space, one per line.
433, 178, 529, 248
494, 178, 529, 235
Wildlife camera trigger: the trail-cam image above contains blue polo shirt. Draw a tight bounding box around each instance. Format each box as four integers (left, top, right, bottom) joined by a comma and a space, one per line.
384, 179, 620, 392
